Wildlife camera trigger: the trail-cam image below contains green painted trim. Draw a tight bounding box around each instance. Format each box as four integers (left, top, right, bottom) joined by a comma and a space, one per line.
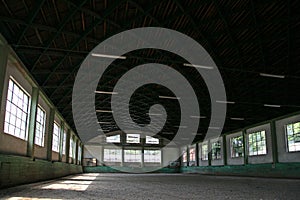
58, 122, 65, 161
223, 135, 227, 165
47, 108, 55, 161
195, 143, 199, 166
26, 87, 39, 157
75, 139, 79, 165
180, 163, 300, 178
65, 129, 71, 163
83, 166, 180, 173
0, 43, 8, 115
242, 129, 248, 165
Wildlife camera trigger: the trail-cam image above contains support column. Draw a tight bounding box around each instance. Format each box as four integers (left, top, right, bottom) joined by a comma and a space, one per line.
58, 122, 64, 162
26, 87, 39, 158
46, 108, 55, 161
65, 129, 71, 163
195, 143, 199, 166
0, 43, 8, 114
121, 132, 126, 167
141, 137, 145, 167
81, 144, 84, 165
208, 141, 212, 166
270, 121, 279, 164
242, 129, 248, 165
223, 135, 227, 166
186, 146, 190, 167
75, 138, 79, 165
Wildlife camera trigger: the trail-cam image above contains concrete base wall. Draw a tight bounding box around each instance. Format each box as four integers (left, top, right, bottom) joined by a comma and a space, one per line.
0, 154, 83, 188
181, 163, 300, 178
84, 166, 180, 173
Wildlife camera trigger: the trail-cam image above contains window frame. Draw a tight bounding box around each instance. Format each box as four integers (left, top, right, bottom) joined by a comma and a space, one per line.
211, 140, 222, 160
103, 148, 122, 162
34, 105, 46, 147
124, 149, 142, 162
285, 122, 300, 153
248, 130, 267, 156
144, 149, 161, 163
4, 77, 31, 140
126, 133, 140, 144
230, 135, 244, 158
201, 143, 209, 161
52, 122, 61, 152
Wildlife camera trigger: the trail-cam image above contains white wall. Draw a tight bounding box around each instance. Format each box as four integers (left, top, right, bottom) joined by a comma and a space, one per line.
162, 147, 180, 167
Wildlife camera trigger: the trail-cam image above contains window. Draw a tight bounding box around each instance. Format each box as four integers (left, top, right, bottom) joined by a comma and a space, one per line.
230, 135, 244, 158
4, 79, 30, 140
286, 122, 300, 152
52, 122, 60, 152
103, 149, 122, 162
126, 134, 140, 143
124, 149, 142, 162
211, 140, 222, 160
106, 135, 120, 143
144, 150, 161, 163
248, 130, 267, 156
62, 130, 67, 155
69, 138, 74, 158
182, 148, 187, 162
201, 143, 208, 161
146, 136, 159, 144
78, 146, 82, 162
189, 147, 196, 162
35, 106, 46, 146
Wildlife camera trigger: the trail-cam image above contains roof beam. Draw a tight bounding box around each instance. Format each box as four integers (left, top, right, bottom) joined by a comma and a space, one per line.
15, 0, 46, 45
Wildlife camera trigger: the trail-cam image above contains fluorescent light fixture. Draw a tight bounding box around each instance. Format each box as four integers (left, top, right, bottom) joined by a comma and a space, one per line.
91, 53, 126, 59
230, 117, 244, 121
216, 100, 235, 104
209, 126, 220, 130
159, 95, 180, 100
162, 132, 173, 135
174, 125, 187, 128
183, 63, 214, 70
260, 73, 285, 79
96, 110, 114, 113
95, 91, 118, 95
148, 113, 163, 116
97, 121, 111, 124
190, 115, 206, 119
264, 104, 281, 108
192, 132, 203, 135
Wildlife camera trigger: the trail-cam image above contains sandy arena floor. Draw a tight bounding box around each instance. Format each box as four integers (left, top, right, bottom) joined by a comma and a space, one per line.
0, 173, 300, 200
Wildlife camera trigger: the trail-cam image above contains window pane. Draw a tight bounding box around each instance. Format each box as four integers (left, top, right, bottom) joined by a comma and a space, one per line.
146, 136, 159, 144
35, 106, 46, 146
286, 122, 300, 152
106, 135, 120, 143
144, 150, 161, 163
103, 149, 122, 162
126, 134, 140, 143
52, 123, 60, 152
248, 130, 267, 156
4, 79, 30, 140
124, 149, 142, 162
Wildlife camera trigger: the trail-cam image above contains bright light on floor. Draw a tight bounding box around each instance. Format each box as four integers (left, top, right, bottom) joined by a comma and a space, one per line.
8, 198, 62, 200
42, 173, 99, 192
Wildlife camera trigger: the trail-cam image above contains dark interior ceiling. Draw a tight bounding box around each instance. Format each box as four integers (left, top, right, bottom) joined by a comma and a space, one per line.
1, 0, 300, 142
